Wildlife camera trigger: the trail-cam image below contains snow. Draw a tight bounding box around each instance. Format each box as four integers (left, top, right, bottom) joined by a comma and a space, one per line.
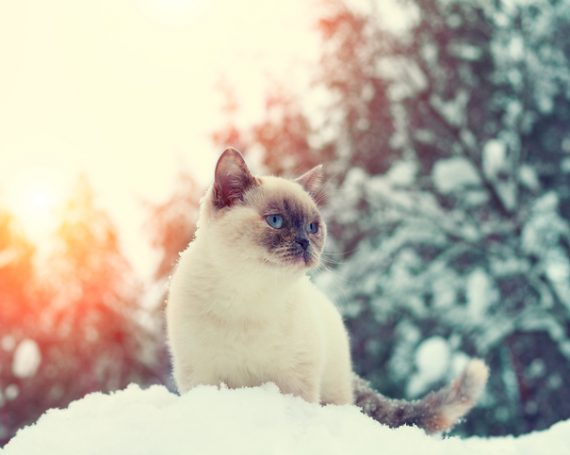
449, 43, 483, 61
466, 269, 496, 322
387, 161, 417, 187
12, 339, 41, 379
522, 192, 568, 255
1, 336, 16, 352
3, 384, 570, 455
483, 139, 506, 179
408, 337, 451, 396
432, 157, 480, 193
431, 274, 458, 308
3, 385, 18, 402
429, 91, 469, 127
450, 351, 470, 377
416, 337, 450, 382
518, 165, 539, 190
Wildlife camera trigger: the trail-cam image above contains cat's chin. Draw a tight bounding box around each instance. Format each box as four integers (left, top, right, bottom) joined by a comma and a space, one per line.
261, 255, 319, 272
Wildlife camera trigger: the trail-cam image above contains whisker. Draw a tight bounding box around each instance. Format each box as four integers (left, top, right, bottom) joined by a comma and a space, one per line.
319, 254, 343, 267
314, 262, 332, 273
321, 247, 359, 258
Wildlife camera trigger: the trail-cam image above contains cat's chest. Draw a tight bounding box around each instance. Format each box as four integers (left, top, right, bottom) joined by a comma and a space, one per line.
189, 301, 296, 377
188, 285, 300, 351
193, 294, 291, 343
189, 271, 292, 322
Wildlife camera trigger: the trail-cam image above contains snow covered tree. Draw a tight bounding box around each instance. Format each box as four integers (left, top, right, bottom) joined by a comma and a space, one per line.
210, 0, 570, 435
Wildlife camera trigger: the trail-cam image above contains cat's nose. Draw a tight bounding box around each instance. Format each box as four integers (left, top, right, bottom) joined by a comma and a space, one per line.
295, 237, 310, 251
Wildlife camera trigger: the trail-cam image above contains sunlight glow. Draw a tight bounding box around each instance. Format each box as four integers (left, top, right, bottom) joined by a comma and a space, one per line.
0, 0, 318, 276
5, 167, 69, 242
138, 0, 205, 24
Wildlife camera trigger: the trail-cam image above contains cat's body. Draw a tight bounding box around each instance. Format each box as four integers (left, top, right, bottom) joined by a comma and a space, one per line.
168, 175, 353, 404
167, 148, 488, 432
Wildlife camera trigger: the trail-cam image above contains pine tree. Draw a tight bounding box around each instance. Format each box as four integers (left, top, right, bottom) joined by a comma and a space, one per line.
210, 0, 570, 435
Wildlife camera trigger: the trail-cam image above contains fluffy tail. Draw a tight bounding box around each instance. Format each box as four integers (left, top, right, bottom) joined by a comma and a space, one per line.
353, 359, 489, 433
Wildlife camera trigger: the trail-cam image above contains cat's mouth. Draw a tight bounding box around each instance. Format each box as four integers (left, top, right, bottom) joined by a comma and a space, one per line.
284, 248, 318, 268
300, 250, 314, 265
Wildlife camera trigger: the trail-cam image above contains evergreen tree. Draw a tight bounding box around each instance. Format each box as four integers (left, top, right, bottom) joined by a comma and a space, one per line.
210, 0, 570, 435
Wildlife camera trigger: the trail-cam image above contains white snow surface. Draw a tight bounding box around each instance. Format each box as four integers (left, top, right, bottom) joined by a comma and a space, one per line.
3, 384, 570, 455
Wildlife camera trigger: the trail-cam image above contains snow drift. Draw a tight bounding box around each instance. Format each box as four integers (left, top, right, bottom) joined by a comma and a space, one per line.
3, 384, 569, 455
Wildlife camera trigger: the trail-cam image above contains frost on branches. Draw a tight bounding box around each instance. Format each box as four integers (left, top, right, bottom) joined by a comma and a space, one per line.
315, 0, 570, 436
212, 0, 570, 435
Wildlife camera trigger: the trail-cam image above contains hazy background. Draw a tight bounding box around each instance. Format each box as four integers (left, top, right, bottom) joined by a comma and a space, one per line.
0, 0, 322, 277
1, 0, 570, 445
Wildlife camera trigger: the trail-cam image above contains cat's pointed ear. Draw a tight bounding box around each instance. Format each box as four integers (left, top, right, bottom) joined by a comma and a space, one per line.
295, 164, 324, 200
213, 148, 258, 209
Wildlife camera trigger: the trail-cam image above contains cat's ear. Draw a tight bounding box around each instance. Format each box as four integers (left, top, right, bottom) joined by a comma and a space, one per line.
213, 148, 258, 209
295, 164, 324, 201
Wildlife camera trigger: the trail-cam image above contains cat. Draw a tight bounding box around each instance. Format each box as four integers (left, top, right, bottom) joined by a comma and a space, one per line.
166, 147, 489, 433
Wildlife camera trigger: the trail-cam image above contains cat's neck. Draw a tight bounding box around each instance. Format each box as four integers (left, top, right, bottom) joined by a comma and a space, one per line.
191, 234, 306, 318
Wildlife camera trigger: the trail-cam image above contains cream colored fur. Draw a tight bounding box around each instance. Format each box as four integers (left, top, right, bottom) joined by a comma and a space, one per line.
167, 150, 489, 432
167, 177, 354, 405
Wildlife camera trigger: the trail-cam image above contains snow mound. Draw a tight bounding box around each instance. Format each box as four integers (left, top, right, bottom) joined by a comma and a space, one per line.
3, 384, 570, 455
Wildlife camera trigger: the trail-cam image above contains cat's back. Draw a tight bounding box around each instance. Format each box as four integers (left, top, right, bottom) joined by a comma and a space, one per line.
168, 239, 212, 303
166, 238, 221, 337
167, 242, 196, 305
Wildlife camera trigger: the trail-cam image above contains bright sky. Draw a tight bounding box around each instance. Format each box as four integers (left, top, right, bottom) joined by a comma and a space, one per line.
0, 0, 320, 278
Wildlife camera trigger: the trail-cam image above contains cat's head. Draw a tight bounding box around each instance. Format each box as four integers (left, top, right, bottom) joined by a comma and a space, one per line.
199, 148, 326, 271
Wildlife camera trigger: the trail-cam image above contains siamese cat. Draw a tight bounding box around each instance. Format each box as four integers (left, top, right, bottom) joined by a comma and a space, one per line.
166, 148, 489, 433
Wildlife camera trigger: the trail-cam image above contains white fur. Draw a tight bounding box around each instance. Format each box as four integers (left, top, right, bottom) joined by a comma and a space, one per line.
166, 182, 354, 405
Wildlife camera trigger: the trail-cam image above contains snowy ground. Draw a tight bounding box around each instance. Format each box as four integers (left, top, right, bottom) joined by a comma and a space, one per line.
3, 384, 569, 455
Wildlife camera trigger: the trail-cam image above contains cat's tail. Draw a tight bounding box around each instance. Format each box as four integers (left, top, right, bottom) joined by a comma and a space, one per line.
353, 359, 489, 433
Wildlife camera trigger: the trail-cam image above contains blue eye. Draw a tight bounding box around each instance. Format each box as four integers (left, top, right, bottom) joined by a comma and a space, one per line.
307, 221, 319, 234
266, 214, 284, 229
